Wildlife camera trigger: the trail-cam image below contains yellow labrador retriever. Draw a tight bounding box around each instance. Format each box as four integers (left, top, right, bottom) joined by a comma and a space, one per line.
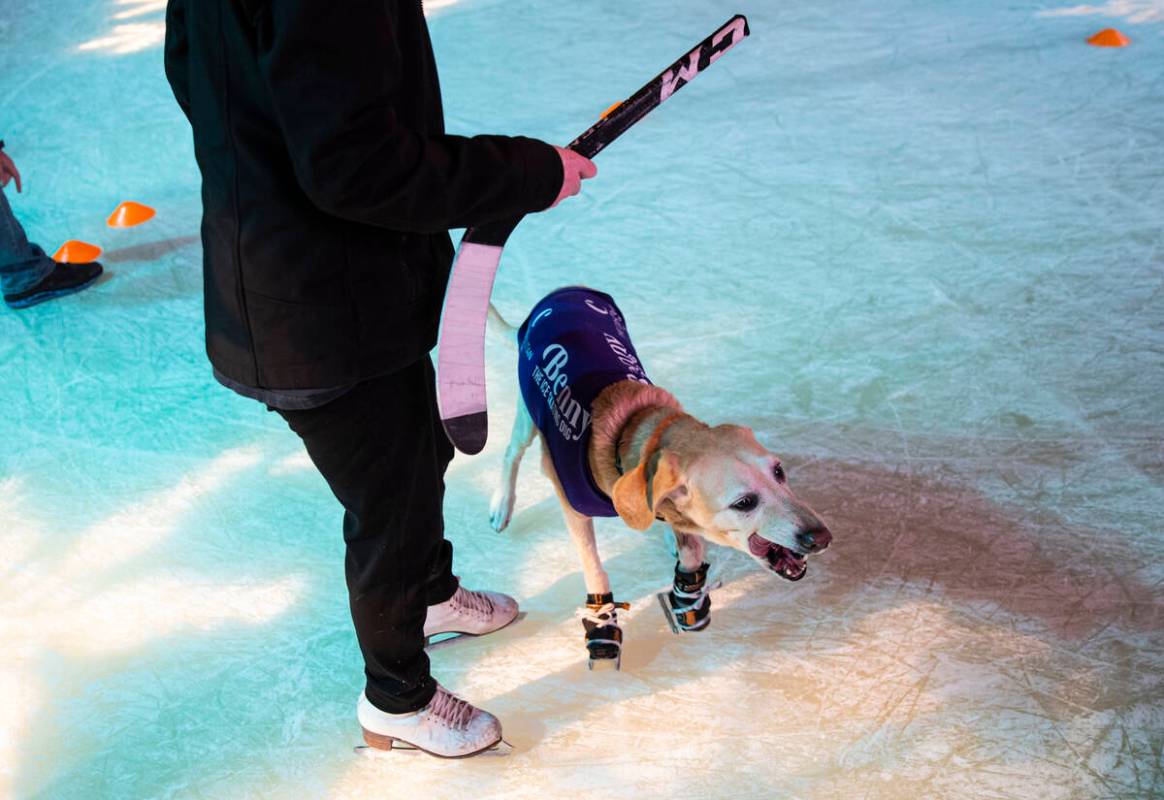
488, 287, 832, 668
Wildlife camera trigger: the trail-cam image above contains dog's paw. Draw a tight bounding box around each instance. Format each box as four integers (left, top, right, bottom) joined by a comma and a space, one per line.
489, 489, 515, 532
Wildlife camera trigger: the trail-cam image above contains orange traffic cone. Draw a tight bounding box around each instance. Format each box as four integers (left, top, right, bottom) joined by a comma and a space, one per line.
1087, 28, 1131, 47
52, 240, 103, 263
107, 200, 156, 228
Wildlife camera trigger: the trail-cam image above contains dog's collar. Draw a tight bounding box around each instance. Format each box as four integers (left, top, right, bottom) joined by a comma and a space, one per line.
614, 430, 627, 475
614, 410, 684, 476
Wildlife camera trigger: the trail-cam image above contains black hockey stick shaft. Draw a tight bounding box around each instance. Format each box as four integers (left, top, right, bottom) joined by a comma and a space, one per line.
568, 14, 750, 160
466, 14, 750, 247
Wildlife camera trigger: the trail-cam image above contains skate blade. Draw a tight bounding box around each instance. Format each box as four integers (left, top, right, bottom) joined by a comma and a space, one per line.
424, 631, 473, 651
355, 739, 513, 759
657, 592, 682, 634
425, 612, 526, 651
587, 654, 621, 671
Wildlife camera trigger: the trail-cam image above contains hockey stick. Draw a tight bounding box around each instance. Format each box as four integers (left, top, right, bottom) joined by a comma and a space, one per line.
437, 14, 750, 454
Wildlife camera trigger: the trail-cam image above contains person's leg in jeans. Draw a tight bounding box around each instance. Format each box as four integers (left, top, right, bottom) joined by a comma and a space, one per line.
0, 188, 54, 297
0, 188, 103, 309
277, 357, 458, 712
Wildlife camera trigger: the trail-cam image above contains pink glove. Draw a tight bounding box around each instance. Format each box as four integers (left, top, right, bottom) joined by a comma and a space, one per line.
549, 146, 597, 208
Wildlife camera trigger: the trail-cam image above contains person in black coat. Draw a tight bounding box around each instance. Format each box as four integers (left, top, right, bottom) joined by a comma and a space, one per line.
164, 0, 595, 757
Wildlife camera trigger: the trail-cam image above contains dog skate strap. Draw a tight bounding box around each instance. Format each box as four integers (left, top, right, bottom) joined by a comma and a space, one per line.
585, 592, 630, 611
674, 562, 711, 594
667, 562, 717, 630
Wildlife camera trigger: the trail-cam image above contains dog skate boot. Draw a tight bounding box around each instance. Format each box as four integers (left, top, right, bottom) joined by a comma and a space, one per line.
657, 562, 720, 634
578, 593, 630, 670
424, 584, 518, 645
357, 685, 503, 758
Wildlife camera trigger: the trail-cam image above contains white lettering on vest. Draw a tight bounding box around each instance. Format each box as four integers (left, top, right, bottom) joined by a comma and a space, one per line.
541, 344, 569, 381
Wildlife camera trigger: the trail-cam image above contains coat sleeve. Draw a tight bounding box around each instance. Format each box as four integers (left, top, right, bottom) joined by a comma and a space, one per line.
256, 0, 563, 232
163, 0, 192, 120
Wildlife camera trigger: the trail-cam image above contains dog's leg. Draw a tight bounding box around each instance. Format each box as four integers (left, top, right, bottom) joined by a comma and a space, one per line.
658, 529, 714, 634
489, 399, 536, 532
673, 532, 706, 572
541, 449, 625, 669
540, 447, 611, 594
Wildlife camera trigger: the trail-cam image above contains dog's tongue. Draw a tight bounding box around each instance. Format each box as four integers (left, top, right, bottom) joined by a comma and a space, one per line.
747, 533, 772, 558
748, 534, 807, 581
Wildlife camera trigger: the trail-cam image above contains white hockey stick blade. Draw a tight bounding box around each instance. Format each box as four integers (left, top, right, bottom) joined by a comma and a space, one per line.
436, 241, 503, 454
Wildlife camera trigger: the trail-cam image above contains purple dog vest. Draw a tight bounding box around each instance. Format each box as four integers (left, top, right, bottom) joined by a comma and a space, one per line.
517, 287, 651, 516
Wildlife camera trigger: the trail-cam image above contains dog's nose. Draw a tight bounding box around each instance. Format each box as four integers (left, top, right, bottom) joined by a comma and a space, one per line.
796, 526, 832, 553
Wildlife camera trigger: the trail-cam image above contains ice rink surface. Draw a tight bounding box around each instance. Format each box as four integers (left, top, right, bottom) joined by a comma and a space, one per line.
2, 0, 1162, 798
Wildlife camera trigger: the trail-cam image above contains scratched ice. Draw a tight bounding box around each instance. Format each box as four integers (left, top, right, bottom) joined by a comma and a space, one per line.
1, 0, 1162, 798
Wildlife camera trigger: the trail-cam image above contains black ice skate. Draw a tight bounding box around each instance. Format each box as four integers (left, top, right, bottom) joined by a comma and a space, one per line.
657, 562, 720, 634
578, 593, 630, 670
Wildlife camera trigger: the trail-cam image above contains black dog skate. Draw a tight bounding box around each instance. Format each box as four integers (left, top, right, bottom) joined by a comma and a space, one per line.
657, 562, 718, 634
579, 593, 630, 670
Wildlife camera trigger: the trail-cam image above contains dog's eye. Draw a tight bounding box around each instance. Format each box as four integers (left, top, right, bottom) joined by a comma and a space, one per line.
772, 463, 786, 483
731, 493, 759, 513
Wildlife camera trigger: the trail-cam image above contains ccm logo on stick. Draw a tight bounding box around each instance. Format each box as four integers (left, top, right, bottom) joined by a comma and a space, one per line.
660, 16, 747, 102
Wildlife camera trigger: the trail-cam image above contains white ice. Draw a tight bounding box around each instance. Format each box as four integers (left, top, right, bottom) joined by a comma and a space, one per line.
1, 0, 1162, 798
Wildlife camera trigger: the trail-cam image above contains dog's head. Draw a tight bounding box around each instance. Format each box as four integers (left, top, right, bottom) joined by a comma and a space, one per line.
611, 422, 831, 581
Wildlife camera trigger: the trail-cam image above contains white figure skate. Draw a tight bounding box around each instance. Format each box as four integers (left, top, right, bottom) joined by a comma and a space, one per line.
424, 584, 518, 646
355, 686, 504, 758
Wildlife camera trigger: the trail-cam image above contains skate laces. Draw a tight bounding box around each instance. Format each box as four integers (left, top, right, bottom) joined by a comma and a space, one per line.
454, 586, 495, 618
429, 686, 476, 730
576, 600, 630, 626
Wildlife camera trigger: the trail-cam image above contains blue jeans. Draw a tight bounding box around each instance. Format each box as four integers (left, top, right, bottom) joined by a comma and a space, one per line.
0, 188, 55, 296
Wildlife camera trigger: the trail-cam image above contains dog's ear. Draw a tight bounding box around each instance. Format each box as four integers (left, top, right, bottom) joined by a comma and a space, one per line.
612, 451, 687, 531
651, 452, 690, 511
611, 463, 654, 530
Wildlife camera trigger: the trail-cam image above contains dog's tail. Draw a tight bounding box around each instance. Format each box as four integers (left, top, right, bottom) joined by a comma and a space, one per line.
487, 303, 519, 349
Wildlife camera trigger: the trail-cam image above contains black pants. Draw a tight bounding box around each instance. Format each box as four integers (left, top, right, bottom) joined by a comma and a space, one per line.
276, 357, 457, 713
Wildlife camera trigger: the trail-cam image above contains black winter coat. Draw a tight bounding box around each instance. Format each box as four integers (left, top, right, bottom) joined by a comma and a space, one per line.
164, 0, 562, 388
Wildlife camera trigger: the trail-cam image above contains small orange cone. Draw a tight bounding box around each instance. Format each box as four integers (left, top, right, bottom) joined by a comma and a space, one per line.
52, 240, 103, 263
107, 200, 156, 228
1087, 28, 1131, 47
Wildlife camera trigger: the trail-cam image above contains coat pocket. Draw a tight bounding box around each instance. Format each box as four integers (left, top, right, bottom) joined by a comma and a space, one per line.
244, 290, 360, 374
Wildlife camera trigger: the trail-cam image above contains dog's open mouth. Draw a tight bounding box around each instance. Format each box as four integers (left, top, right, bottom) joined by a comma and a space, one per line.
747, 533, 807, 581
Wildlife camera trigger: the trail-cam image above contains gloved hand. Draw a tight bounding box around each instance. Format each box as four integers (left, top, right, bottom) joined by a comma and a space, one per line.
549, 146, 597, 208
